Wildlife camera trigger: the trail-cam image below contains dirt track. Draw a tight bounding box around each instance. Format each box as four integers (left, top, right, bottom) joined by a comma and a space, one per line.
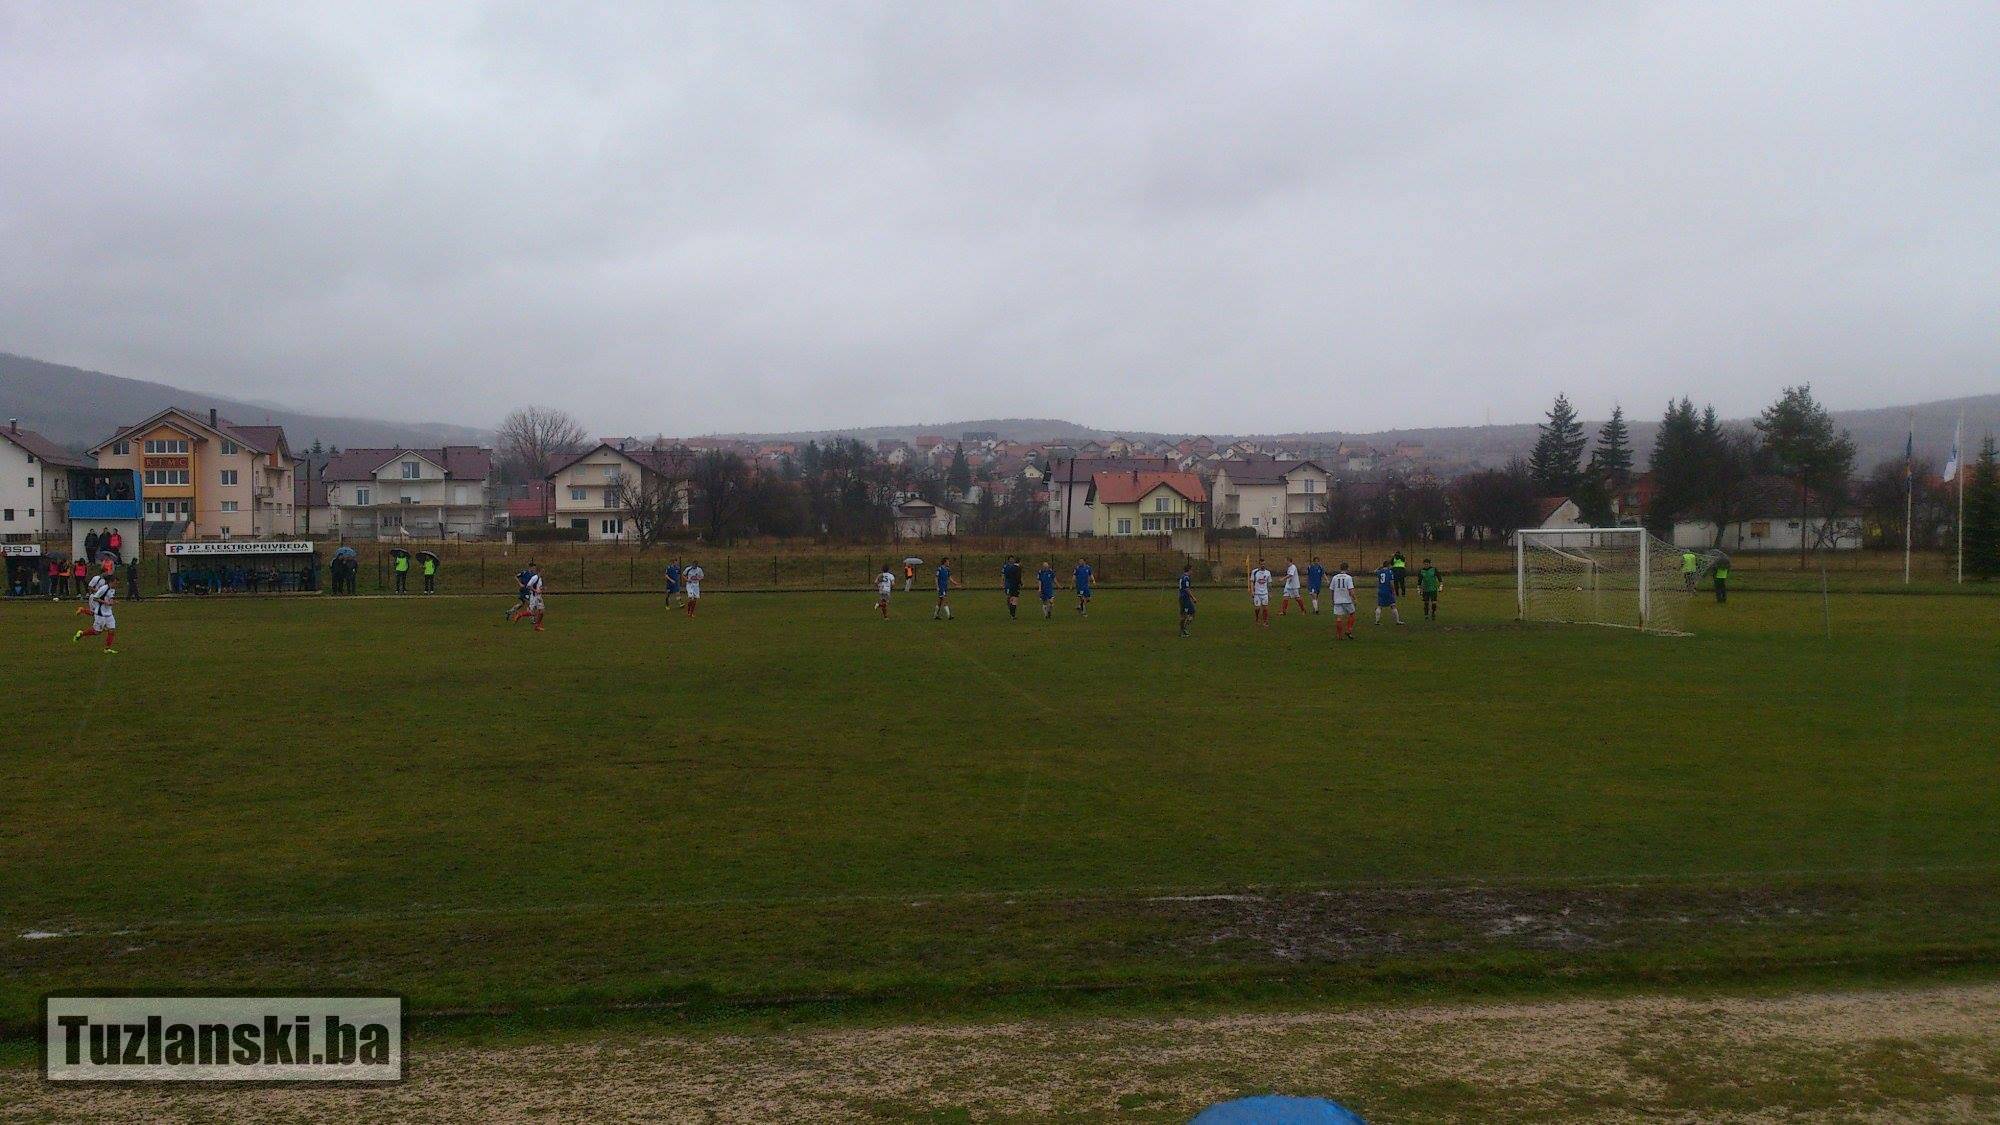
10, 981, 2000, 1122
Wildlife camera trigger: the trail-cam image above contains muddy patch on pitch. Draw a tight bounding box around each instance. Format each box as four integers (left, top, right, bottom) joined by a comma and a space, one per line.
1111, 882, 1865, 962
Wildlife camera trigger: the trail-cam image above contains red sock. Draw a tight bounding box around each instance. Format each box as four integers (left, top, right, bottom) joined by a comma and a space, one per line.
104, 630, 115, 647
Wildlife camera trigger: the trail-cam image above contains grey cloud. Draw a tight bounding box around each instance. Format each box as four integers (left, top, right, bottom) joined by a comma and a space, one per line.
3, 1, 1996, 437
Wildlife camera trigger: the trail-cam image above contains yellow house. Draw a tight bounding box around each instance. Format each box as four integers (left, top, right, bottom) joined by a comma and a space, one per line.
1087, 470, 1207, 537
91, 407, 296, 539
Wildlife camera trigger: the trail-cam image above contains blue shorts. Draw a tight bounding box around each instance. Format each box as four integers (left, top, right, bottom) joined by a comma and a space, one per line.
1377, 592, 1396, 607
1180, 595, 1196, 614
1077, 585, 1092, 598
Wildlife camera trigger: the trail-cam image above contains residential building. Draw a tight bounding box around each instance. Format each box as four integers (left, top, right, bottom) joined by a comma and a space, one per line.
293, 473, 335, 537
1670, 476, 1862, 551
1045, 456, 1177, 537
0, 420, 93, 540
895, 498, 957, 539
319, 446, 496, 539
1210, 458, 1332, 537
548, 443, 693, 540
1530, 497, 1588, 531
1087, 470, 1207, 537
90, 407, 295, 539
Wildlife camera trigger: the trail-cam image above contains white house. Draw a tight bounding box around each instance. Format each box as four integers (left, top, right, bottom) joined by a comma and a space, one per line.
1670, 476, 1862, 551
1209, 458, 1331, 537
320, 446, 497, 540
1044, 456, 1177, 538
895, 498, 958, 539
547, 443, 693, 540
0, 420, 92, 541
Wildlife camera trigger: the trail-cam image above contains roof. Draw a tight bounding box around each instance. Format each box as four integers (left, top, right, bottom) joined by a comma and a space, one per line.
1214, 456, 1326, 486
90, 407, 288, 456
1532, 496, 1572, 524
1046, 455, 1177, 483
0, 426, 92, 469
322, 445, 494, 482
1089, 470, 1208, 505
547, 442, 695, 479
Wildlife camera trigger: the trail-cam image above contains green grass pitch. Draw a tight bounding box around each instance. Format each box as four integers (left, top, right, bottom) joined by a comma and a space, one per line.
4, 581, 1999, 1036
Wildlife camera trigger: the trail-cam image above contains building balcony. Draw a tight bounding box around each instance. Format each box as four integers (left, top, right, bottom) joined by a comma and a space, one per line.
69, 498, 143, 521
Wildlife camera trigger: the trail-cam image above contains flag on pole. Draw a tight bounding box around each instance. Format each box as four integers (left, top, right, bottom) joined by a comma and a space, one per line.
1904, 420, 1915, 479
1943, 418, 1962, 483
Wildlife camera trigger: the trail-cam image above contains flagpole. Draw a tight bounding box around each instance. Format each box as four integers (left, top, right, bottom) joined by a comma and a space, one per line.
1903, 411, 1913, 585
1957, 411, 1966, 585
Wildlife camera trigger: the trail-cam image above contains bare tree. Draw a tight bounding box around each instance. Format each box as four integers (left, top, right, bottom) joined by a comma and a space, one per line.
688, 450, 753, 542
497, 405, 587, 484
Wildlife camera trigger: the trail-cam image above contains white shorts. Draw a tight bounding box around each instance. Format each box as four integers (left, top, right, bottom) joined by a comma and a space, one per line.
525, 594, 545, 613
94, 610, 117, 631
1332, 599, 1355, 615
1252, 592, 1269, 607
684, 585, 700, 599
1284, 583, 1300, 597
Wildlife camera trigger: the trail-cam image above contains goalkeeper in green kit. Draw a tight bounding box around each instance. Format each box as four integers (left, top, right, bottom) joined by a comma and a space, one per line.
1416, 558, 1444, 621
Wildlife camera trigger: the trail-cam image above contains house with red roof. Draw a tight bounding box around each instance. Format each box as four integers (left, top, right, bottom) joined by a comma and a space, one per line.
1085, 469, 1207, 537
318, 445, 496, 539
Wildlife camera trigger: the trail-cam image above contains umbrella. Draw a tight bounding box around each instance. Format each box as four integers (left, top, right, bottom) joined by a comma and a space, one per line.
389, 547, 411, 559
333, 546, 357, 560
903, 556, 924, 566
1192, 1096, 1367, 1124
416, 551, 439, 564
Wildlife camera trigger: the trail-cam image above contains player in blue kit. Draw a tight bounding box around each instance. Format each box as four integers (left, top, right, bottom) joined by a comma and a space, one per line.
1037, 560, 1057, 619
1177, 564, 1197, 637
1073, 559, 1093, 615
1001, 556, 1023, 619
1305, 558, 1326, 614
1374, 559, 1403, 625
933, 557, 956, 620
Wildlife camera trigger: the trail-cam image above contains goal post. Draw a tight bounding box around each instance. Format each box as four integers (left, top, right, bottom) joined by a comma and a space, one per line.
1515, 526, 1690, 635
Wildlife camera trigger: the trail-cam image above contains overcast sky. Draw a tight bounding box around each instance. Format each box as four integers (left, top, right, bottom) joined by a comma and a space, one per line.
3, 2, 1996, 437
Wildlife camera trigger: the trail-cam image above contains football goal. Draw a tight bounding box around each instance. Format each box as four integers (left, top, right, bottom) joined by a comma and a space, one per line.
1516, 527, 1689, 635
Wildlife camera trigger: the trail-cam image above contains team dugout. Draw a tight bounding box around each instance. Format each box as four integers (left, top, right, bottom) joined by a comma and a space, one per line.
165, 540, 320, 594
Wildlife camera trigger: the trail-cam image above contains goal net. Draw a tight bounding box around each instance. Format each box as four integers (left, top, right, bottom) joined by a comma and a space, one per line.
1516, 527, 1689, 635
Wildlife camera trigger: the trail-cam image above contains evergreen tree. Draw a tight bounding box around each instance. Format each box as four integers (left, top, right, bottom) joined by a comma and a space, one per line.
1586, 405, 1634, 483
1966, 435, 2000, 580
1755, 384, 1857, 565
946, 443, 972, 499
1576, 404, 1634, 525
1645, 398, 1702, 533
1528, 393, 1587, 496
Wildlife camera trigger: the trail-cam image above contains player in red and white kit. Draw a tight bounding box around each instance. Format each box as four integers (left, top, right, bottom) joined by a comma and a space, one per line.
72, 559, 119, 653
507, 562, 546, 631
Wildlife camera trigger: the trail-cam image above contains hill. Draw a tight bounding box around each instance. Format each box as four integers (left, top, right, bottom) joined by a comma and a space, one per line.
719, 394, 2000, 472
0, 352, 491, 452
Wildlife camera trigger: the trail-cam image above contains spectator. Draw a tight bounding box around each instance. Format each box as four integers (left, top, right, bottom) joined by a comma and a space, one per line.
83, 530, 100, 563
106, 528, 123, 560
126, 556, 140, 601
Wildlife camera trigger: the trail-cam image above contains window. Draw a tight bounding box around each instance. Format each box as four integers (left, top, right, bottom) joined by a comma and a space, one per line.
1116, 518, 1132, 534
1142, 516, 1161, 531
601, 518, 623, 535
220, 440, 238, 455
143, 469, 190, 486
355, 488, 371, 505
1154, 497, 1171, 512
143, 438, 190, 455
218, 526, 231, 536
603, 466, 618, 480
25, 476, 32, 487
402, 461, 421, 479
220, 501, 238, 512
1750, 520, 1772, 539
112, 440, 130, 455
220, 469, 238, 485
2, 509, 11, 521
570, 487, 589, 502
570, 518, 588, 530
